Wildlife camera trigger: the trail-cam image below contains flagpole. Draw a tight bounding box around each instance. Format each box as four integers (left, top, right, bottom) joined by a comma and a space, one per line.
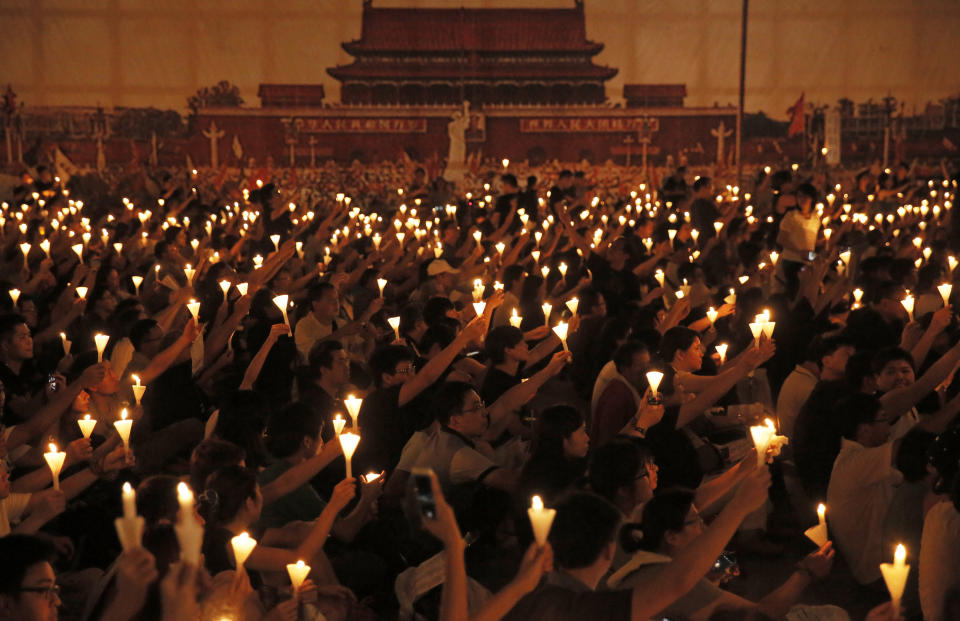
736, 0, 748, 187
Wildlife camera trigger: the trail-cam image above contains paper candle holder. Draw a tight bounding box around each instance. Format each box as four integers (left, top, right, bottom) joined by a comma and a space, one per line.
804, 503, 829, 547
44, 443, 66, 490
552, 322, 569, 352
94, 333, 110, 363
231, 532, 258, 568
287, 560, 311, 596
527, 495, 556, 547
879, 544, 910, 613
333, 414, 346, 435
344, 395, 363, 428
388, 316, 401, 340
78, 414, 97, 439
646, 371, 664, 405
509, 308, 523, 329
339, 432, 361, 479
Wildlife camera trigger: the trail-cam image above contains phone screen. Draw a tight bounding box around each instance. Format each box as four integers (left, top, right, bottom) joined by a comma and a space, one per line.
413, 472, 437, 519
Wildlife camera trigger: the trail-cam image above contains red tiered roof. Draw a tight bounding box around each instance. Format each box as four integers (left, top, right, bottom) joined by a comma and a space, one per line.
342, 5, 604, 54
258, 84, 326, 108
329, 62, 616, 81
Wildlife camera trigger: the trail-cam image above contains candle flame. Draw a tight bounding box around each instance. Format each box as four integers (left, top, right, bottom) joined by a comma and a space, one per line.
531, 495, 544, 511
895, 543, 906, 564
817, 503, 826, 519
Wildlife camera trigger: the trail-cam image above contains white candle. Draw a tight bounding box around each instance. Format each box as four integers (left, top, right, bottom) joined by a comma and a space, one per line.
706, 307, 719, 326
131, 374, 145, 407
78, 414, 97, 439
344, 395, 363, 429
183, 265, 195, 286
270, 234, 280, 252
939, 283, 953, 307
272, 294, 290, 329
558, 262, 567, 279
901, 295, 914, 321
750, 423, 775, 466
94, 333, 109, 363
654, 269, 665, 287
219, 280, 231, 299
187, 299, 201, 323
176, 482, 203, 565
542, 302, 552, 326
761, 321, 776, 340
472, 301, 486, 318
805, 503, 829, 547
527, 495, 556, 547
333, 413, 346, 435
388, 316, 401, 340
231, 532, 258, 568
237, 282, 248, 296
40, 239, 51, 259
114, 481, 145, 551
76, 286, 88, 300
377, 278, 388, 297
60, 332, 71, 356
287, 560, 311, 597
879, 544, 910, 613
646, 371, 664, 403
566, 297, 579, 316
552, 321, 569, 352
509, 308, 523, 329
339, 432, 361, 479
9, 288, 20, 307
131, 275, 143, 296
72, 243, 84, 263
748, 322, 763, 345
122, 481, 137, 520
114, 408, 133, 452
44, 443, 66, 490
715, 343, 728, 365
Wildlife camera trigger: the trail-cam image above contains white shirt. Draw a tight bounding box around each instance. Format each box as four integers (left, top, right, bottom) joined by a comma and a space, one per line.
919, 501, 960, 621
294, 312, 334, 361
826, 438, 902, 584
0, 493, 32, 537
776, 364, 819, 437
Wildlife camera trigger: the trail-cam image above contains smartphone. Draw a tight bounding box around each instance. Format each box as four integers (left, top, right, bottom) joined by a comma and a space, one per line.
713, 551, 739, 574
412, 467, 437, 519
807, 251, 816, 261
47, 374, 58, 393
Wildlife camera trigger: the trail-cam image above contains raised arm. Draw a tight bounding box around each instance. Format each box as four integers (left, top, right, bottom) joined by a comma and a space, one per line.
239, 323, 289, 390
399, 317, 486, 407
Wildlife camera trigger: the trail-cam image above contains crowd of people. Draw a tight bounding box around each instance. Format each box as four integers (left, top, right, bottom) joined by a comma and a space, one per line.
1, 151, 959, 621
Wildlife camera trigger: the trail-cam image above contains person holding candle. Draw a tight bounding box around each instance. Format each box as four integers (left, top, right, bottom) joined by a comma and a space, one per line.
777, 336, 856, 438
518, 405, 590, 505
613, 488, 836, 621
918, 425, 960, 621
293, 282, 383, 363
0, 314, 42, 421
480, 325, 565, 408
197, 465, 355, 597
501, 467, 771, 621
591, 341, 663, 445
355, 316, 486, 473
827, 390, 960, 586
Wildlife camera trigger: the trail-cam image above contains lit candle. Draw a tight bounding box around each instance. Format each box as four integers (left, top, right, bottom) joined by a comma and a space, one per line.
287, 560, 311, 597
333, 413, 346, 435
509, 308, 523, 329
558, 262, 568, 279
715, 343, 728, 365
748, 322, 763, 345
115, 481, 145, 551
176, 482, 203, 565
9, 288, 20, 307
472, 301, 486, 318
646, 370, 664, 404
879, 544, 910, 613
77, 414, 97, 439
187, 299, 201, 323
750, 422, 775, 466
901, 294, 914, 321
939, 283, 953, 307
363, 472, 381, 484
114, 408, 133, 454
131, 375, 145, 407
44, 442, 66, 491
344, 394, 363, 429
183, 265, 195, 286
805, 503, 829, 547
706, 306, 719, 326
60, 332, 71, 356
566, 297, 579, 316
131, 275, 143, 297
219, 280, 231, 299
473, 230, 482, 246
237, 282, 249, 296
20, 242, 30, 269
761, 321, 776, 340
853, 288, 863, 303
40, 239, 51, 259
552, 321, 569, 352
527, 495, 556, 547
231, 532, 258, 569
339, 432, 361, 479
72, 243, 84, 263
542, 302, 552, 326
654, 269, 665, 287
94, 333, 109, 363
388, 316, 401, 341
270, 234, 280, 252
272, 294, 290, 329
377, 278, 388, 297
76, 286, 88, 300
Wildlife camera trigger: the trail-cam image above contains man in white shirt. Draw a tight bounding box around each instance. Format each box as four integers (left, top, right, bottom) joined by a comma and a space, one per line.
294, 282, 382, 362
828, 387, 960, 585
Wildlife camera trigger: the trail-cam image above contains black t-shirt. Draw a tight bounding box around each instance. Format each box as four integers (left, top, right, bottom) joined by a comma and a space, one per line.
586, 252, 640, 314
480, 366, 520, 406
793, 379, 854, 499
354, 385, 408, 472
690, 197, 720, 240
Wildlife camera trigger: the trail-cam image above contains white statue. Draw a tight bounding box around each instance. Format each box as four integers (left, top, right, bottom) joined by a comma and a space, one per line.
232, 134, 243, 161
203, 122, 225, 168
444, 101, 471, 185
710, 121, 733, 165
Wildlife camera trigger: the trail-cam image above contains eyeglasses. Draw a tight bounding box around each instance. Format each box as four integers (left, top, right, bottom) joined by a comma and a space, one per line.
684, 515, 705, 527
18, 584, 60, 601
393, 367, 415, 375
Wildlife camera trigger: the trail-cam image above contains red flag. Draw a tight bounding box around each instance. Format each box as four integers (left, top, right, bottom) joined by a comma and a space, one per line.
787, 93, 805, 138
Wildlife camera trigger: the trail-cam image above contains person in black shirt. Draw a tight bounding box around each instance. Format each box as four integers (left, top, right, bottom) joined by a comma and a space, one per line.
494, 174, 521, 232
689, 176, 719, 242
548, 170, 576, 210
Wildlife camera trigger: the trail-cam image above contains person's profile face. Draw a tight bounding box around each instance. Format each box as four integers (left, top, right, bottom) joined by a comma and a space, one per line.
5, 561, 59, 621
562, 422, 590, 459
876, 359, 914, 392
